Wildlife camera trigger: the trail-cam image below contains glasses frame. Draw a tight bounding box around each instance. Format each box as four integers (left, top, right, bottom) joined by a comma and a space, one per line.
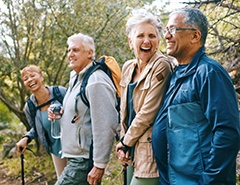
164, 26, 197, 36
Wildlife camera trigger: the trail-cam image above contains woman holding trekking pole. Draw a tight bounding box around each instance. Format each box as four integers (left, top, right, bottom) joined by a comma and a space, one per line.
16, 65, 67, 178
116, 9, 173, 185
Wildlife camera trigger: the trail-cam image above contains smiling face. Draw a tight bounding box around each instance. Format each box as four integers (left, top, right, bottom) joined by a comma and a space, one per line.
67, 39, 93, 74
21, 68, 44, 93
128, 22, 160, 63
164, 14, 197, 61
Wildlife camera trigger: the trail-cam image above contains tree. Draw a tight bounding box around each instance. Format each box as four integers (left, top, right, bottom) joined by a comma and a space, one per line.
181, 0, 240, 102
0, 0, 152, 130
0, 0, 239, 132
0, 101, 13, 125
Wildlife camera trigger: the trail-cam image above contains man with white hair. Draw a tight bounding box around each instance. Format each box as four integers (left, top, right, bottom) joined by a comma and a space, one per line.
49, 33, 119, 185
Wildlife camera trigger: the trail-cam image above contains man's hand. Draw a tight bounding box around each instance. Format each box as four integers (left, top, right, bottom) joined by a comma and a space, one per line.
87, 166, 104, 185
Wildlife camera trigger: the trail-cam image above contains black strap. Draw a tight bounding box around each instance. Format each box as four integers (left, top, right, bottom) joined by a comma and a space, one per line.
52, 86, 64, 104
27, 86, 64, 134
36, 98, 55, 109
72, 74, 79, 88
78, 60, 103, 107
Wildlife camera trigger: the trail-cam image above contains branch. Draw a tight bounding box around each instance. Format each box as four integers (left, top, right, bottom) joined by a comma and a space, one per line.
182, 0, 240, 11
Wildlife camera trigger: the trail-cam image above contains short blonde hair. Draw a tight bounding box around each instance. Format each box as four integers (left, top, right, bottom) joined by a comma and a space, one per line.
21, 64, 42, 79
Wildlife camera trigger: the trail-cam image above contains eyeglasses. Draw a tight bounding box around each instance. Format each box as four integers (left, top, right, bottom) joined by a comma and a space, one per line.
164, 26, 197, 36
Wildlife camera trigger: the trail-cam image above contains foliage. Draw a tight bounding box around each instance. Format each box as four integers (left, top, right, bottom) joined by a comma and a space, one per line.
1, 139, 123, 185
0, 0, 238, 131
2, 149, 56, 184
180, 0, 240, 103
0, 101, 12, 125
199, 1, 239, 81
0, 0, 152, 129
0, 1, 239, 184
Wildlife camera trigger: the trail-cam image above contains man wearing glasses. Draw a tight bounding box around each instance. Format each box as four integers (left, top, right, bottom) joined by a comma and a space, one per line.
152, 7, 240, 185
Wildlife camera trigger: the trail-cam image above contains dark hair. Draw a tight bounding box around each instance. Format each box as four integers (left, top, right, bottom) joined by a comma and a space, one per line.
170, 8, 208, 45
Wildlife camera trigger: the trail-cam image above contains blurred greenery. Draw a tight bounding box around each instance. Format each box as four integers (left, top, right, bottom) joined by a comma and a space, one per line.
0, 0, 239, 184
0, 133, 123, 184
0, 101, 12, 126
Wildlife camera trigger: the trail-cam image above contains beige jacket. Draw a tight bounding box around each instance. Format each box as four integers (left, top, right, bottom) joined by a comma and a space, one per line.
120, 51, 173, 178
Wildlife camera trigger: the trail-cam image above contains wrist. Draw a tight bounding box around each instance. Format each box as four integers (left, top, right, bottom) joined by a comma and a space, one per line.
22, 136, 30, 143
120, 137, 131, 153
120, 137, 129, 147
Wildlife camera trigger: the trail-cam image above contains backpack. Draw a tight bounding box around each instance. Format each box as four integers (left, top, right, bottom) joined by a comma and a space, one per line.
77, 55, 121, 110
78, 56, 121, 162
73, 55, 121, 140
27, 86, 64, 124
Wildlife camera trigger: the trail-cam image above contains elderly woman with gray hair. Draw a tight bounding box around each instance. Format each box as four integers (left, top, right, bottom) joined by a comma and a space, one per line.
116, 9, 173, 185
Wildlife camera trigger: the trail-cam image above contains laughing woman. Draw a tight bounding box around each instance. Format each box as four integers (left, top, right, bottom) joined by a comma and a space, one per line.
116, 10, 173, 185
16, 65, 67, 178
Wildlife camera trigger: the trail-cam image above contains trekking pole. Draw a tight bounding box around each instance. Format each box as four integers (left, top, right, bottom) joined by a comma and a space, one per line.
121, 145, 129, 185
122, 163, 127, 185
20, 147, 37, 185
20, 147, 25, 185
20, 148, 25, 185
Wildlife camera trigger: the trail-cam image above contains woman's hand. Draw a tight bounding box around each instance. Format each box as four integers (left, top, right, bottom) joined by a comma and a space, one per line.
48, 106, 63, 121
16, 137, 28, 154
116, 142, 130, 164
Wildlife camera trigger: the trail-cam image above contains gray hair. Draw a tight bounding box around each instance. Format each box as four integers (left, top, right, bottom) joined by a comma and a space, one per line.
170, 8, 208, 45
67, 33, 96, 60
126, 9, 164, 39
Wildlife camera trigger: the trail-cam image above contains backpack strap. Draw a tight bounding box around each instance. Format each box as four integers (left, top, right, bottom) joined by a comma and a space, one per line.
27, 98, 37, 122
78, 58, 104, 107
27, 98, 38, 136
27, 86, 64, 126
52, 86, 64, 104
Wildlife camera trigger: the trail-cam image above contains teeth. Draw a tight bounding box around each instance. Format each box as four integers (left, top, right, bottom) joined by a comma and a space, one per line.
141, 47, 151, 50
30, 83, 36, 87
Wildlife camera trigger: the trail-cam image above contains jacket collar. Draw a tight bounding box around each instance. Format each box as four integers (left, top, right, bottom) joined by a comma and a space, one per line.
131, 51, 164, 83
178, 46, 206, 78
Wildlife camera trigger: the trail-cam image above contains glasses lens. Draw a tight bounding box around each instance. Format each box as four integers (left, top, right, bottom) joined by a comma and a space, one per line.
164, 27, 176, 36
163, 28, 168, 34
169, 27, 176, 35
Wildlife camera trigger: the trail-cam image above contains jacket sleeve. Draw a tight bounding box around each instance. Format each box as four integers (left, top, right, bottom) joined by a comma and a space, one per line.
87, 70, 119, 169
24, 103, 37, 143
198, 68, 240, 184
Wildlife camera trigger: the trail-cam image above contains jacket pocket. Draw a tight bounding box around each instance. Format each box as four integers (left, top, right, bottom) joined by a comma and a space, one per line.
77, 125, 92, 153
135, 128, 154, 164
134, 128, 157, 176
167, 102, 212, 183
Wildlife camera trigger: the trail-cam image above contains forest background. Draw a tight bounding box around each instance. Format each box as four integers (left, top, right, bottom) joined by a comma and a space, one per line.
0, 0, 239, 184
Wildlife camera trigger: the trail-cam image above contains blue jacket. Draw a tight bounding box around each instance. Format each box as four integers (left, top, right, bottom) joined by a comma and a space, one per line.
152, 47, 240, 185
